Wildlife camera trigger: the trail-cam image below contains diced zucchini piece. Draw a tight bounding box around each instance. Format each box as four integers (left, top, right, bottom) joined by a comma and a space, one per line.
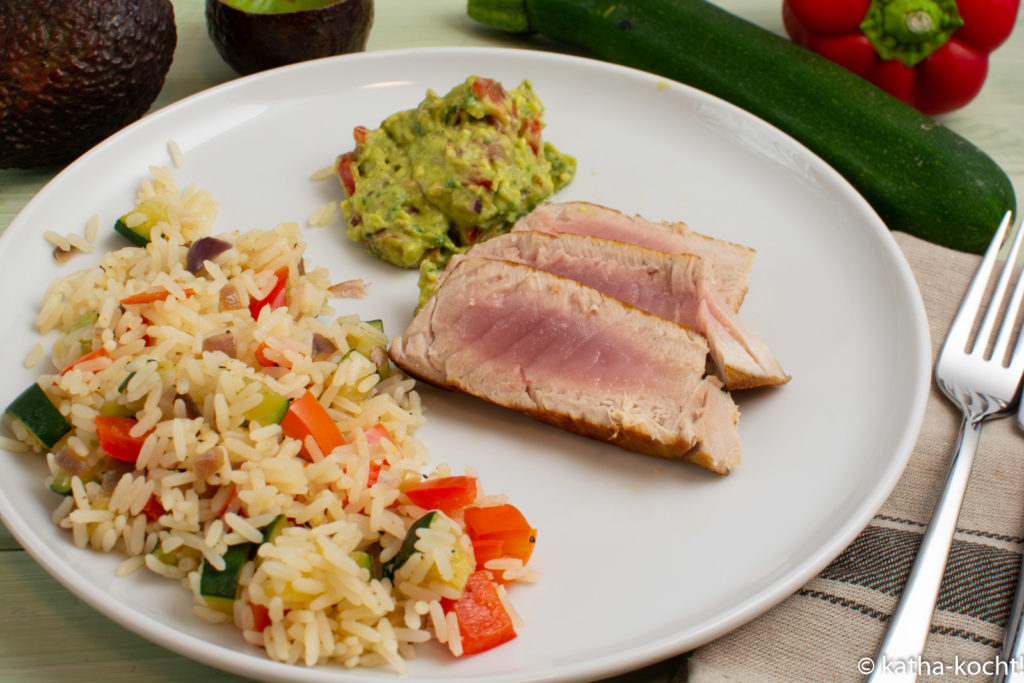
345, 319, 388, 358
67, 310, 99, 334
382, 510, 438, 579
117, 372, 136, 393
99, 400, 135, 418
48, 468, 72, 495
244, 390, 290, 426
200, 542, 253, 611
114, 200, 167, 246
5, 383, 71, 449
151, 543, 178, 566
351, 550, 376, 580
259, 514, 289, 544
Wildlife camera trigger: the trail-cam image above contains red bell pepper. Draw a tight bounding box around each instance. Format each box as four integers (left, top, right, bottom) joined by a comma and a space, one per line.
363, 423, 396, 487
60, 347, 111, 375
95, 415, 150, 463
141, 494, 166, 522
404, 475, 478, 513
442, 570, 517, 655
367, 460, 383, 487
280, 390, 345, 459
783, 0, 1020, 114
248, 267, 288, 320
463, 504, 537, 571
250, 602, 273, 632
253, 341, 278, 367
120, 287, 195, 306
336, 152, 358, 197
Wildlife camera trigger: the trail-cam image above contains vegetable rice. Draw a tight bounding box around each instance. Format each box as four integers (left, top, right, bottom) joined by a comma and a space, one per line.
5, 166, 538, 673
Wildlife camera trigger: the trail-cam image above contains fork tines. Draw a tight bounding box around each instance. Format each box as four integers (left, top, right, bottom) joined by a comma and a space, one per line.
948, 212, 1024, 369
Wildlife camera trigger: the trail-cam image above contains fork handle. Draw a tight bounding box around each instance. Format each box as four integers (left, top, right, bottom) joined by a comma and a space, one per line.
867, 415, 981, 682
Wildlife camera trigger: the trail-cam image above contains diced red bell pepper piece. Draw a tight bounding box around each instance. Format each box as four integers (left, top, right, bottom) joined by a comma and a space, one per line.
366, 460, 382, 487
250, 602, 272, 632
362, 423, 396, 487
336, 152, 357, 196
280, 390, 345, 459
248, 267, 288, 320
471, 77, 512, 125
522, 113, 543, 155
213, 487, 239, 518
141, 494, 166, 522
463, 504, 537, 570
442, 571, 517, 655
60, 347, 111, 375
404, 475, 478, 513
253, 341, 277, 367
471, 77, 508, 108
364, 423, 395, 447
120, 287, 195, 306
95, 415, 149, 463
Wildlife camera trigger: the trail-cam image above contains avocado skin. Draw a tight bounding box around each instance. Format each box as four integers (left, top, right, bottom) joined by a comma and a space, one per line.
206, 0, 373, 76
0, 0, 177, 169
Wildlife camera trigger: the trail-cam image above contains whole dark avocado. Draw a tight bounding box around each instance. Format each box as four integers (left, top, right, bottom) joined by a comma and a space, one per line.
206, 0, 373, 76
0, 0, 177, 169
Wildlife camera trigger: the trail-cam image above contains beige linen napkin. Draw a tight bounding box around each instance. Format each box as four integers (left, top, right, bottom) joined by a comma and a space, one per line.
685, 232, 1024, 683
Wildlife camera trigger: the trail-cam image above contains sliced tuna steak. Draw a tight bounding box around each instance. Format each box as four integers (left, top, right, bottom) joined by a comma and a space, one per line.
390, 256, 742, 474
465, 231, 789, 389
512, 201, 755, 312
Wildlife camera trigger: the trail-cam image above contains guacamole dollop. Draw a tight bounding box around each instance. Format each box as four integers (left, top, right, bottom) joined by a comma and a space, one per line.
335, 75, 576, 280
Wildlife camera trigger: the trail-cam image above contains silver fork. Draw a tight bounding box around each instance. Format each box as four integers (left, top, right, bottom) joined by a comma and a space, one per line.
868, 210, 1021, 682
993, 300, 1024, 682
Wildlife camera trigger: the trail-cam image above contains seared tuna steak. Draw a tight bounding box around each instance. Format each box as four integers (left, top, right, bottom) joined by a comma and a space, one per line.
465, 231, 789, 389
390, 256, 742, 474
512, 201, 755, 312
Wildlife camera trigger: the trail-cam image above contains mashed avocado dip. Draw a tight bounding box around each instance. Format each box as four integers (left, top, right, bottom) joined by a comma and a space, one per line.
335, 75, 575, 293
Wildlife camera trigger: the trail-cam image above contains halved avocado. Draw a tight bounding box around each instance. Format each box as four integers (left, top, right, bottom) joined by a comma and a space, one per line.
0, 0, 177, 169
206, 0, 374, 76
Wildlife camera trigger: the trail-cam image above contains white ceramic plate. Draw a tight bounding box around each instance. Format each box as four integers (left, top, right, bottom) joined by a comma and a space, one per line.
0, 47, 930, 682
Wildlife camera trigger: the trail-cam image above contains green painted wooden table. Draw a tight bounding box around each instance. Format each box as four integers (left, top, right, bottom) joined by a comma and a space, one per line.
2, 1, 1022, 681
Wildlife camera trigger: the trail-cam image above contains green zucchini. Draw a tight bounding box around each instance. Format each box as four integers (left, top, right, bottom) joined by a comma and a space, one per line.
382, 510, 438, 580
243, 389, 290, 426
259, 514, 289, 544
351, 550, 377, 580
344, 319, 391, 379
200, 542, 254, 611
114, 200, 168, 247
48, 467, 72, 495
5, 383, 71, 449
467, 0, 1016, 254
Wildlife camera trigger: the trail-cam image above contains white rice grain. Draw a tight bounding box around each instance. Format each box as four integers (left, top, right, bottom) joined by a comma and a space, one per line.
85, 214, 99, 243
310, 166, 334, 181
308, 201, 337, 228
23, 343, 43, 368
44, 230, 71, 251
168, 140, 185, 168
116, 554, 146, 577
445, 611, 463, 656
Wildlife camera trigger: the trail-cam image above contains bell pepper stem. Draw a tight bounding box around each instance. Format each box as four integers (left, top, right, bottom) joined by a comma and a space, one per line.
860, 0, 964, 66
